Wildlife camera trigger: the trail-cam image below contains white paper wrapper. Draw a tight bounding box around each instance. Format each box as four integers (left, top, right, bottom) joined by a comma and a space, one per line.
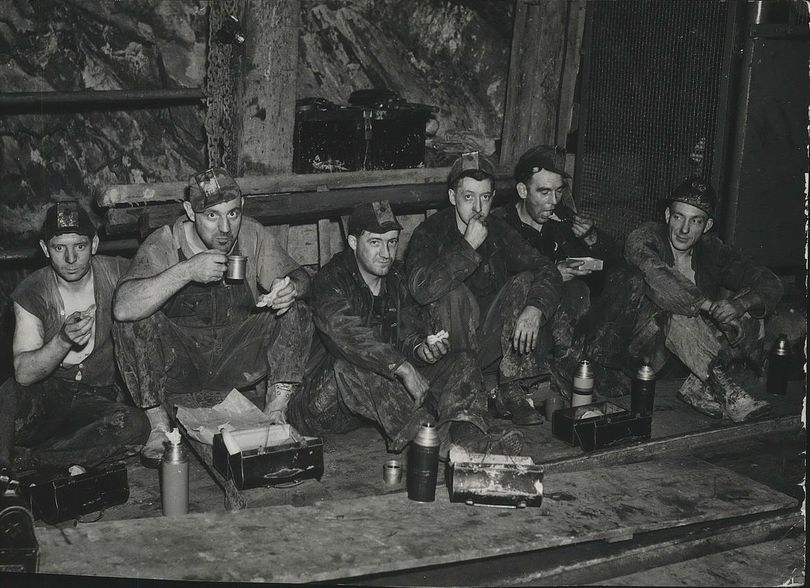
175, 389, 273, 445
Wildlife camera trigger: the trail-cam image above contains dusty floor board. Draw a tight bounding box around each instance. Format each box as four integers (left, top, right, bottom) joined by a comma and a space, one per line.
34, 456, 798, 583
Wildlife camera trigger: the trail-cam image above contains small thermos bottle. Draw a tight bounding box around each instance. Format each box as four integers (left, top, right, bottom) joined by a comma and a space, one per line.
766, 335, 791, 396
161, 428, 189, 516
572, 359, 595, 407
631, 365, 656, 417
407, 422, 440, 502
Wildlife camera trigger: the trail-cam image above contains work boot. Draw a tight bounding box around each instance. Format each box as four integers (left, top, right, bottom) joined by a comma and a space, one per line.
708, 364, 771, 423
444, 422, 524, 458
494, 381, 543, 426
676, 373, 723, 419
264, 382, 298, 424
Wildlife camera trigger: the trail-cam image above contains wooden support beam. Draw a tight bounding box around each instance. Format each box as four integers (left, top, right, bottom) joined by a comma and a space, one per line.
98, 167, 502, 207
500, 0, 586, 167
235, 0, 299, 176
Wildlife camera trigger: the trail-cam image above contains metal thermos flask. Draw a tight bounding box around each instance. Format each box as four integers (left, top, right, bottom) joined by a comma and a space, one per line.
572, 360, 594, 407
161, 429, 189, 516
766, 335, 791, 396
631, 365, 656, 417
407, 422, 440, 502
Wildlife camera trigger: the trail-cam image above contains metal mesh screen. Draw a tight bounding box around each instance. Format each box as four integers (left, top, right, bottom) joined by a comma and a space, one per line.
574, 1, 728, 239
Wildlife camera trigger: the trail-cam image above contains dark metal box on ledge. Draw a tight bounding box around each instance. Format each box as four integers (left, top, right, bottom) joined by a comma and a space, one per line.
212, 429, 324, 490
552, 401, 652, 452
293, 93, 432, 174
1, 480, 39, 573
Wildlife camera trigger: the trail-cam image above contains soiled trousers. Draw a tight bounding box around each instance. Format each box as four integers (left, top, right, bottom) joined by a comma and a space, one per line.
0, 376, 149, 468
582, 268, 764, 380
112, 301, 313, 411
287, 348, 489, 453
423, 272, 581, 394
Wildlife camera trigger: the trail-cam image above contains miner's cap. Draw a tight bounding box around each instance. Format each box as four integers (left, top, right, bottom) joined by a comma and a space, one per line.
514, 145, 570, 184
41, 201, 96, 242
447, 151, 496, 188
669, 177, 716, 217
347, 200, 403, 236
187, 167, 242, 212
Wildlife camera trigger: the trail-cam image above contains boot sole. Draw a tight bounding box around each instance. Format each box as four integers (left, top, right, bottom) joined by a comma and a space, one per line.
675, 392, 723, 419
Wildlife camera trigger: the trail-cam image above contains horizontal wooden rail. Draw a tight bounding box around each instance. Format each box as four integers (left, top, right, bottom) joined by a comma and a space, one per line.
99, 166, 516, 207
105, 177, 516, 238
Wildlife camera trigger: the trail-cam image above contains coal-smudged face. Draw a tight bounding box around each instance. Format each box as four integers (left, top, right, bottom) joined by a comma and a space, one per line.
40, 233, 98, 282
449, 176, 494, 231
665, 201, 713, 252
349, 229, 400, 281
518, 169, 567, 225
186, 195, 244, 253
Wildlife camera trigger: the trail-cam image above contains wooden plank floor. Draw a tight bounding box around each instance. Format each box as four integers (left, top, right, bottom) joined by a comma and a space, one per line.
34, 456, 799, 583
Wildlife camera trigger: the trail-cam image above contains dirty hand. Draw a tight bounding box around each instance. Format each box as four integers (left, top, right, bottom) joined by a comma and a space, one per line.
709, 299, 746, 324
416, 333, 450, 364
395, 362, 429, 406
571, 214, 595, 240
512, 305, 544, 354
267, 276, 296, 316
557, 258, 592, 282
463, 213, 489, 250
60, 306, 96, 347
184, 250, 228, 283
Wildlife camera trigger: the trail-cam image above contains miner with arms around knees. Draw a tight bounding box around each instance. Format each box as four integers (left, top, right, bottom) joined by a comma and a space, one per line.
112, 167, 313, 466
287, 201, 524, 458
0, 202, 149, 473
406, 152, 575, 427
492, 144, 624, 326
581, 177, 782, 421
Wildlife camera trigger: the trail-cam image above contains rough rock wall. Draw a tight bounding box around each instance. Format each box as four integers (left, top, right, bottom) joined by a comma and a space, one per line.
0, 0, 512, 247
299, 0, 513, 156
0, 0, 209, 245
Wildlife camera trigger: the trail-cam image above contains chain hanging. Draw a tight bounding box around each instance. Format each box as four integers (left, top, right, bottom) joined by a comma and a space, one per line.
204, 0, 243, 173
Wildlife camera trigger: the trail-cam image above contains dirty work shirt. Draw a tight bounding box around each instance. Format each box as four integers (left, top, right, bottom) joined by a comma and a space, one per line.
493, 201, 626, 313
581, 222, 784, 380
113, 216, 312, 410
406, 207, 569, 388
287, 249, 488, 452
2, 256, 149, 468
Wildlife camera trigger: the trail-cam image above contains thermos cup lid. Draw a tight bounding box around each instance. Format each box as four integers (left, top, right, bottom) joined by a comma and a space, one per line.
636, 365, 656, 381
414, 422, 439, 447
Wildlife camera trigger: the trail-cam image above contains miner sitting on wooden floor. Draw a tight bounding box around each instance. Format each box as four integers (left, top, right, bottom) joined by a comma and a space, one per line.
580, 177, 783, 421
406, 152, 577, 427
0, 202, 149, 473
286, 201, 524, 458
112, 167, 313, 467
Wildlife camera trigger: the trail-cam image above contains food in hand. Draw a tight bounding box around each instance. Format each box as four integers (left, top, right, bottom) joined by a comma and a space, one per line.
256, 276, 291, 307
426, 330, 449, 345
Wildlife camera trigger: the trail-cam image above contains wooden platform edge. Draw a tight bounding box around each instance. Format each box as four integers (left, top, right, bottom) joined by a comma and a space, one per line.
540, 414, 803, 474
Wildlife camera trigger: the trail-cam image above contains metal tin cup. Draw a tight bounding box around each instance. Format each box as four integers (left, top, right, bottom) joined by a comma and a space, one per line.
225, 255, 247, 280
383, 459, 403, 486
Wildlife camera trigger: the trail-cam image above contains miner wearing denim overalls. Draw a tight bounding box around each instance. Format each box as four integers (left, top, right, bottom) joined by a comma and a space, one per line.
406, 152, 574, 427
112, 167, 313, 466
580, 177, 783, 422
0, 202, 149, 472
287, 201, 524, 458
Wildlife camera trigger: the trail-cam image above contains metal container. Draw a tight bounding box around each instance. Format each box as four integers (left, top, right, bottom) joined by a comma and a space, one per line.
767, 334, 790, 396
407, 423, 439, 502
572, 359, 594, 407
382, 459, 403, 486
161, 436, 189, 517
631, 365, 656, 417
225, 255, 247, 280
